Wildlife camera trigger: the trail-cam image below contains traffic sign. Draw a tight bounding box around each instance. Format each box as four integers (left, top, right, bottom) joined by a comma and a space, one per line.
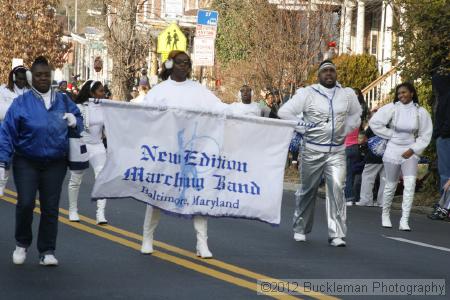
157, 23, 187, 54
197, 10, 219, 26
193, 37, 215, 66
195, 24, 217, 38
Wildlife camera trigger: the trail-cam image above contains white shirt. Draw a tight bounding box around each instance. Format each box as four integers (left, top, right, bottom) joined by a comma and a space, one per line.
228, 102, 261, 116
0, 84, 27, 120
369, 101, 433, 161
143, 78, 227, 112
35, 88, 52, 110
79, 102, 105, 144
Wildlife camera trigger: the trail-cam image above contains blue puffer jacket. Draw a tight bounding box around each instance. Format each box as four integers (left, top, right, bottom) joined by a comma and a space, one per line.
0, 90, 83, 165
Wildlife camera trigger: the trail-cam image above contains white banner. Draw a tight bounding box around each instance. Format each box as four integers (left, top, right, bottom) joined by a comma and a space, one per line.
92, 100, 296, 225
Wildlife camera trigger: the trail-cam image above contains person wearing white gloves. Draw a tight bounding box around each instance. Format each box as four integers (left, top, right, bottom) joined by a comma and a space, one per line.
278, 60, 362, 247
369, 82, 432, 231
0, 65, 29, 195
67, 80, 108, 224
0, 56, 83, 266
141, 50, 227, 258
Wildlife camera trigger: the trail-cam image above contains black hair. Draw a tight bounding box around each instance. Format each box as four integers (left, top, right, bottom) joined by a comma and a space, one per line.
159, 51, 192, 81
75, 80, 103, 104
7, 66, 28, 91
31, 56, 50, 71
393, 82, 419, 104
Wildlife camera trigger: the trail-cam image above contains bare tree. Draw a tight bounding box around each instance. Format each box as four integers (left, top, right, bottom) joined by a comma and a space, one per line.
214, 0, 338, 102
102, 0, 153, 100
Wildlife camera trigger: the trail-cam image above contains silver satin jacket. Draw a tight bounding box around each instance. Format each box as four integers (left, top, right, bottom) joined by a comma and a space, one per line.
278, 83, 362, 153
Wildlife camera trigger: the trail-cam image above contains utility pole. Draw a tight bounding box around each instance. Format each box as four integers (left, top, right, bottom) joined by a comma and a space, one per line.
74, 0, 78, 33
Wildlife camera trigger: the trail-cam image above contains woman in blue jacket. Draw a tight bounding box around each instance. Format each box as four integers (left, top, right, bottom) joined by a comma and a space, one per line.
0, 56, 83, 266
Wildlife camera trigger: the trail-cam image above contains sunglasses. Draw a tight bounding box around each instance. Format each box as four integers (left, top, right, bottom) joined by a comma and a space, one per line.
174, 59, 191, 65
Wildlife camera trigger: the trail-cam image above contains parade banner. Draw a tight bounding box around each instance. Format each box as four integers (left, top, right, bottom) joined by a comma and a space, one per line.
91, 100, 296, 225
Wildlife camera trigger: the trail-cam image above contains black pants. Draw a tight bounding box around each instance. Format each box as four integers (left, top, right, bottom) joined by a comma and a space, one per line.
13, 155, 67, 256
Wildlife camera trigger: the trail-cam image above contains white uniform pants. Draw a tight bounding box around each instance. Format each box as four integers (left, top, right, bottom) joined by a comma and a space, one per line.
359, 164, 385, 205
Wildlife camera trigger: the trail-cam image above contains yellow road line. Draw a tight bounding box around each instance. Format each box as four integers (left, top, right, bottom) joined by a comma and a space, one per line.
3, 189, 338, 300
1, 194, 300, 300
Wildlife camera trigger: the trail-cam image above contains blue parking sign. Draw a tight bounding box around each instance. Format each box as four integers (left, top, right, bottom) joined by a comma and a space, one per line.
197, 10, 219, 26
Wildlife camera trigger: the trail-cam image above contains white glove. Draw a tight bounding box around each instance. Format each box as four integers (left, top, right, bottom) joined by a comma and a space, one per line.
63, 113, 77, 128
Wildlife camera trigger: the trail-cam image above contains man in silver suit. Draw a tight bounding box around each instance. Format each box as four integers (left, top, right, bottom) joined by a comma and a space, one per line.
278, 60, 362, 247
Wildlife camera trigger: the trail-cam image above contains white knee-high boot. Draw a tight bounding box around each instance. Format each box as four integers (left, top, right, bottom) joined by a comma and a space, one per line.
193, 216, 213, 258
96, 199, 108, 225
400, 176, 416, 231
141, 206, 161, 254
382, 181, 398, 228
68, 171, 84, 222
0, 169, 9, 196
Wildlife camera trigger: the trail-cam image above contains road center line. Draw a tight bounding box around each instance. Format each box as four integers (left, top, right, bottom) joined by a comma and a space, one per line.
383, 235, 450, 253
3, 188, 337, 300
1, 192, 315, 300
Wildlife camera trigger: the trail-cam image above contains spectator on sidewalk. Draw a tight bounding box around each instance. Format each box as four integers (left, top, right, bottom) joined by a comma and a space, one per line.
428, 178, 450, 221
259, 89, 274, 118
130, 84, 150, 104
357, 115, 386, 207
345, 127, 361, 206
432, 69, 450, 194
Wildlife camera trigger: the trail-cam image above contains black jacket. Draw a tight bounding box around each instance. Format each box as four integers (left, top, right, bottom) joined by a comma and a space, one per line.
432, 71, 450, 138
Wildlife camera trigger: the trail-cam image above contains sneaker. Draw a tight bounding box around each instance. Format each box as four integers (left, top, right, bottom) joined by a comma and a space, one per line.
346, 201, 353, 207
293, 233, 306, 242
356, 201, 371, 207
428, 207, 448, 221
39, 254, 58, 266
329, 238, 346, 247
12, 246, 27, 265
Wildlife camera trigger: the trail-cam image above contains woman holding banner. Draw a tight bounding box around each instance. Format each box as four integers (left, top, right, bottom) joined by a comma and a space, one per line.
141, 50, 227, 258
67, 80, 109, 225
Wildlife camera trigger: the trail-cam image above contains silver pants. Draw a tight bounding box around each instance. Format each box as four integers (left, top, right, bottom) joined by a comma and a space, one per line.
294, 147, 347, 238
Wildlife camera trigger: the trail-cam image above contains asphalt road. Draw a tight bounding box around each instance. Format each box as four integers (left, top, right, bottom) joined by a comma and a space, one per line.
0, 167, 449, 300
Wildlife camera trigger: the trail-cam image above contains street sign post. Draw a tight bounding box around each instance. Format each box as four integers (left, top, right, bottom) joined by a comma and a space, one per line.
197, 10, 219, 26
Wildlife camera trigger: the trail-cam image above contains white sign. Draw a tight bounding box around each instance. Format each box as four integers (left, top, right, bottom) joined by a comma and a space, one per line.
195, 24, 217, 38
91, 101, 296, 225
164, 0, 184, 19
193, 37, 215, 66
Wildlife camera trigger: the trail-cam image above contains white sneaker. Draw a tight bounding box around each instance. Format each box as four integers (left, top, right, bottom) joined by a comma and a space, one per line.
346, 201, 353, 206
12, 246, 27, 265
329, 238, 346, 247
293, 233, 306, 242
39, 254, 58, 266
